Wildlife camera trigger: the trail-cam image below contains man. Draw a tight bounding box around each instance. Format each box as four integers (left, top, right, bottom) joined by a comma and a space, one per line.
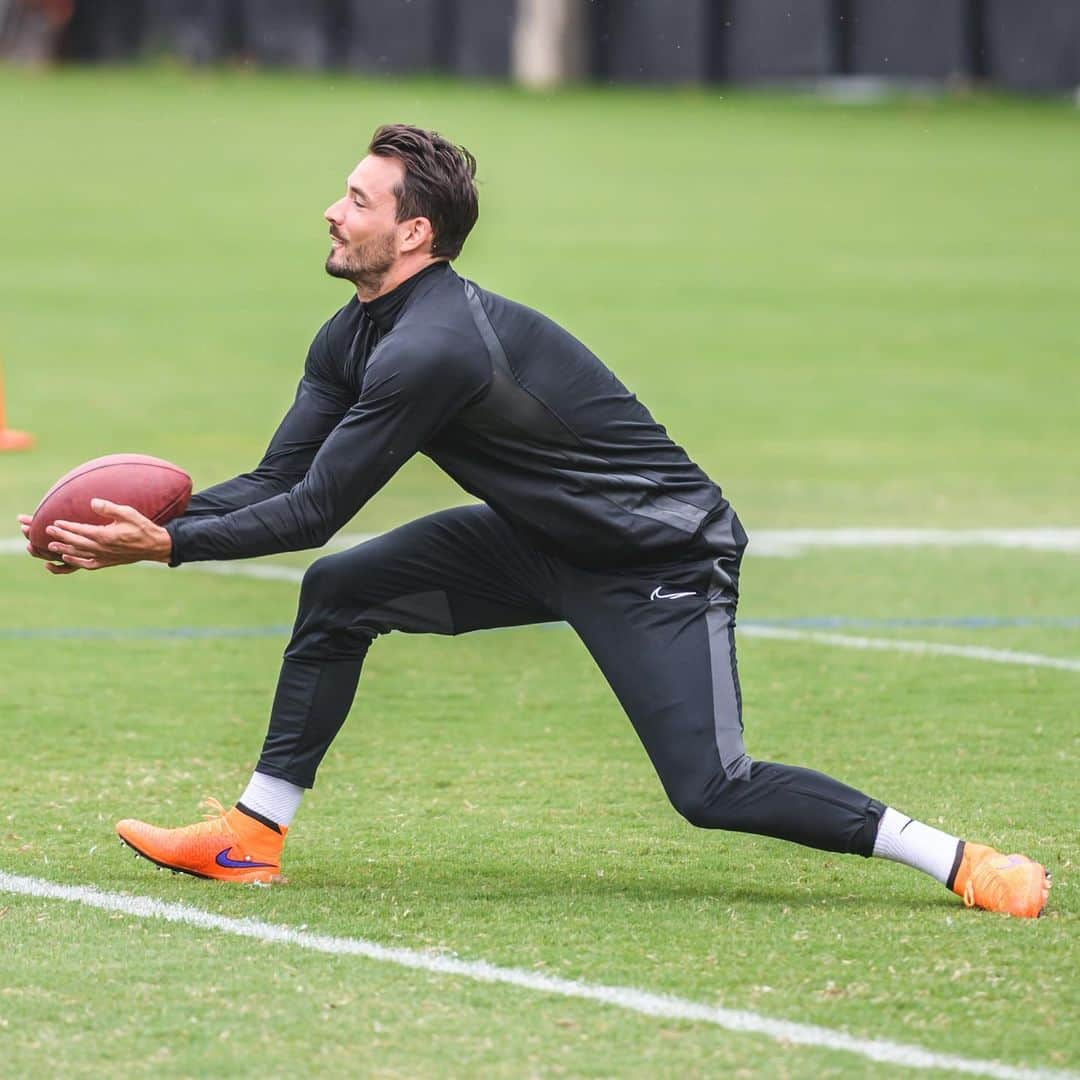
21, 124, 1049, 917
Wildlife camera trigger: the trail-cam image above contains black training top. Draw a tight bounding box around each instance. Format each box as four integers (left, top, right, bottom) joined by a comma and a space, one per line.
167, 262, 729, 569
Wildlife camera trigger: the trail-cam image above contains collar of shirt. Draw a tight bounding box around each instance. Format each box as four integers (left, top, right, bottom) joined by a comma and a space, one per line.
362, 260, 451, 333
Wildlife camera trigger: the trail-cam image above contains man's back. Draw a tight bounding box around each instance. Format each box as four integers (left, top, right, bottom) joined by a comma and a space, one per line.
423, 266, 729, 566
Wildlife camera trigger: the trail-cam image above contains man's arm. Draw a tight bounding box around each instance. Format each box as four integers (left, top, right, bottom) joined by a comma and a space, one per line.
26, 375, 352, 572
25, 314, 357, 573
183, 376, 353, 518
183, 318, 356, 518
166, 335, 488, 564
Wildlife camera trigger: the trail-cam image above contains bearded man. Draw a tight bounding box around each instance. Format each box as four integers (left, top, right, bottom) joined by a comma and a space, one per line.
24, 124, 1050, 918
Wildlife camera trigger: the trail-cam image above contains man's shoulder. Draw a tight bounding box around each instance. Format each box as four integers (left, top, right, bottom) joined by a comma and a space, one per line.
389, 273, 490, 361
313, 296, 363, 352
374, 319, 488, 387
371, 289, 489, 393
302, 297, 363, 392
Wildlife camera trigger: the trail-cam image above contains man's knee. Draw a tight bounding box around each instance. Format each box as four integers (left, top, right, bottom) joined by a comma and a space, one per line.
669, 788, 716, 829
666, 763, 754, 830
288, 552, 380, 661
299, 551, 365, 609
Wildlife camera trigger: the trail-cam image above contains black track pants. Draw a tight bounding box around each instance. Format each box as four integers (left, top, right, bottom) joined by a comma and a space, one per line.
256, 504, 884, 856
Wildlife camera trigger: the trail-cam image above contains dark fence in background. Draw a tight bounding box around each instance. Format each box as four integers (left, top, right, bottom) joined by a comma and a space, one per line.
37, 0, 1080, 92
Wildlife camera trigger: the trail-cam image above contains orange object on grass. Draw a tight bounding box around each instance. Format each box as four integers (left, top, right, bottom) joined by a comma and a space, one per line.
951, 842, 1050, 918
117, 798, 287, 884
0, 360, 34, 452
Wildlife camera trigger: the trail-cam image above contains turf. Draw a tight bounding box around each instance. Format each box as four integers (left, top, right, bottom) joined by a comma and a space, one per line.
0, 65, 1077, 1078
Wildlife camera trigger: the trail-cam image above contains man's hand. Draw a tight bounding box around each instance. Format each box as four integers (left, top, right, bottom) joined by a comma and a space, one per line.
20, 499, 173, 572
18, 513, 79, 574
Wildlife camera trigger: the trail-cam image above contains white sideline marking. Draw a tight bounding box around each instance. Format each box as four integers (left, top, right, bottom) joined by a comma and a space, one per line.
0, 538, 311, 576
175, 560, 308, 583
0, 871, 1070, 1080
745, 528, 1080, 557
741, 627, 1080, 673
322, 528, 1080, 557
5, 528, 1080, 560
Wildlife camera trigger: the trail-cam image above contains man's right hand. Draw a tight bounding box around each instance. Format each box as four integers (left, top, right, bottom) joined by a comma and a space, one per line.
17, 514, 80, 574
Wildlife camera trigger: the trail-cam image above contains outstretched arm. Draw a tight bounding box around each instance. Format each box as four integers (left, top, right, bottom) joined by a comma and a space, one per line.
15, 372, 352, 574
43, 335, 489, 569
182, 377, 353, 517
183, 323, 356, 518
18, 316, 357, 573
165, 337, 488, 564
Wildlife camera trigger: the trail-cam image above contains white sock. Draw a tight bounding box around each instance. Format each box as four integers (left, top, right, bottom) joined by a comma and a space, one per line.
872, 806, 962, 885
238, 771, 304, 828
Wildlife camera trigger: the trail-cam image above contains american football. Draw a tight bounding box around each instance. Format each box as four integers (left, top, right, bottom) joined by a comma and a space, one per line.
29, 454, 191, 555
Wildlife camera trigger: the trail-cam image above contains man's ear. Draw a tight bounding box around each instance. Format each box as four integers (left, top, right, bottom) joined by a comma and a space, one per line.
399, 216, 434, 255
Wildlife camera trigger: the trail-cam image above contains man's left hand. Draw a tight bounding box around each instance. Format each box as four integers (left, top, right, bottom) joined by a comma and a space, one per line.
45, 499, 173, 570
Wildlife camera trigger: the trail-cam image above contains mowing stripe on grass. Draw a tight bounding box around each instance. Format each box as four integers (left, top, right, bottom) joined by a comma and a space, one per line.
1, 622, 1077, 672
0, 871, 1070, 1080
179, 560, 1080, 671
6, 536, 1080, 672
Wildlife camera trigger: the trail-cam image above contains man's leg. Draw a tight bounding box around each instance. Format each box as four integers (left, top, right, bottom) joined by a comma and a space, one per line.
560, 510, 1049, 916
253, 504, 557, 791
563, 533, 883, 855
117, 505, 558, 881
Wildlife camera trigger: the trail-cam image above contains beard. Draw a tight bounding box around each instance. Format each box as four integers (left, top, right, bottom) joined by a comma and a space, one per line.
325, 228, 397, 293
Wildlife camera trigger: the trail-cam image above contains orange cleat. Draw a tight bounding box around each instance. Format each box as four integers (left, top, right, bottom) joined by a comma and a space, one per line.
950, 842, 1050, 918
116, 799, 287, 884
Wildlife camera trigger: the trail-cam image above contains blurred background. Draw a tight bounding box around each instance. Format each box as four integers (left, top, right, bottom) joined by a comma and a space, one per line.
2, 0, 1080, 94
1, 0, 1077, 534
1, 12, 1077, 1077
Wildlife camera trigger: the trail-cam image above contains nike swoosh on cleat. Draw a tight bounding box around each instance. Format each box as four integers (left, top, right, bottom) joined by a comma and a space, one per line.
215, 847, 275, 869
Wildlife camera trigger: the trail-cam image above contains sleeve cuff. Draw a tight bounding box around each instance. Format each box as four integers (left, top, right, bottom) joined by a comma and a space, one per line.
164, 520, 184, 568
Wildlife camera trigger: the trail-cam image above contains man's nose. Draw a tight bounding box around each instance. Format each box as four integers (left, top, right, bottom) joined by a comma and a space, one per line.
325, 199, 344, 222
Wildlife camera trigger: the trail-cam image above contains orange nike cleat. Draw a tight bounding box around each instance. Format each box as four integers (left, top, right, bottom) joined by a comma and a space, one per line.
950, 842, 1050, 918
116, 799, 287, 884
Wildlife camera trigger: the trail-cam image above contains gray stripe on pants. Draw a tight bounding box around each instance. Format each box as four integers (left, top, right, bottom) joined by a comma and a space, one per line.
705, 602, 751, 781
703, 510, 751, 781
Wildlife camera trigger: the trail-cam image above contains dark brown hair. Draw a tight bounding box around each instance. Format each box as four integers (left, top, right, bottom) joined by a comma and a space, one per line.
368, 123, 479, 260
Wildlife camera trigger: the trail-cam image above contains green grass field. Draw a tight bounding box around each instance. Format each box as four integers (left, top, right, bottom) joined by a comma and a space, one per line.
0, 66, 1077, 1078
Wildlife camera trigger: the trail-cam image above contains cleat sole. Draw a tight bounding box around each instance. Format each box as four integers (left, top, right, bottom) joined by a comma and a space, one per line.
117, 832, 214, 880
116, 831, 283, 885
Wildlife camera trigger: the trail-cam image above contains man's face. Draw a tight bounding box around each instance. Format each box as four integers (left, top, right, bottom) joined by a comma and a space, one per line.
324, 154, 406, 290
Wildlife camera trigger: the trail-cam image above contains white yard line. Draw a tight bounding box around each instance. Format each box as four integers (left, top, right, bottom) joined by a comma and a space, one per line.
740, 627, 1080, 673
323, 528, 1080, 557
0, 871, 1070, 1080
744, 528, 1080, 557
5, 527, 1080, 560
174, 560, 308, 583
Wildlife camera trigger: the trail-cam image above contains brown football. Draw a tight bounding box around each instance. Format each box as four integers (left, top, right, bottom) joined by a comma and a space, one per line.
29, 454, 192, 558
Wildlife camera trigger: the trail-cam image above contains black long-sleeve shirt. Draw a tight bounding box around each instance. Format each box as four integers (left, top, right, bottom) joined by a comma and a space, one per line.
167, 261, 729, 570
